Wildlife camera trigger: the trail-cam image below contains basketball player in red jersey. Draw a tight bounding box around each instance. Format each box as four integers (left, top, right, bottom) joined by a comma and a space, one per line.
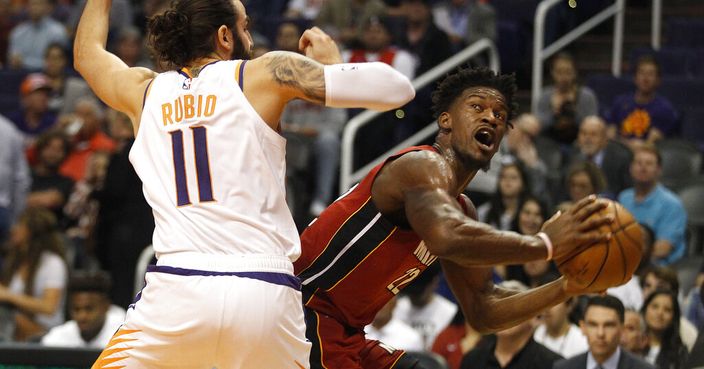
294, 68, 616, 369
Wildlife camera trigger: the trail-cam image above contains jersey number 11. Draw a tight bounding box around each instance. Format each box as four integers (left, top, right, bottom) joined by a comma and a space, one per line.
169, 126, 214, 206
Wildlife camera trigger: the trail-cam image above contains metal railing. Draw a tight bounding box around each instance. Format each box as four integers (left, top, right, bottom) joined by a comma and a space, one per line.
652, 0, 662, 50
339, 38, 500, 194
531, 0, 626, 113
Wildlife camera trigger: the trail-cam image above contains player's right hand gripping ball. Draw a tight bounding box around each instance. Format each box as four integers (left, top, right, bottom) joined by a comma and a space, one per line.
557, 199, 643, 291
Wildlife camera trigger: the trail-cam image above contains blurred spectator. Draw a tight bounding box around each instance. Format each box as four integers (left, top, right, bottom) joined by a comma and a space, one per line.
563, 161, 606, 205
432, 310, 482, 369
685, 284, 704, 368
364, 296, 424, 351
315, 0, 387, 48
683, 264, 704, 331
397, 0, 453, 76
43, 43, 93, 116
67, 0, 133, 36
0, 0, 16, 67
460, 280, 563, 369
111, 26, 153, 69
26, 130, 73, 227
0, 114, 29, 243
285, 0, 325, 20
622, 308, 649, 358
57, 97, 116, 182
554, 295, 655, 369
393, 263, 457, 350
642, 289, 689, 368
431, 0, 496, 50
504, 114, 548, 196
343, 16, 416, 79
7, 73, 57, 145
618, 145, 686, 265
41, 271, 125, 348
606, 56, 679, 150
251, 32, 271, 59
0, 207, 67, 341
534, 297, 588, 359
476, 162, 531, 231
95, 110, 153, 308
566, 116, 632, 199
7, 0, 67, 70
537, 53, 598, 146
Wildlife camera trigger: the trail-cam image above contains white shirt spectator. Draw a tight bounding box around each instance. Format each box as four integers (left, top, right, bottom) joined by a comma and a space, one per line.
41, 305, 125, 348
534, 323, 589, 359
365, 318, 424, 352
393, 294, 457, 350
608, 276, 643, 310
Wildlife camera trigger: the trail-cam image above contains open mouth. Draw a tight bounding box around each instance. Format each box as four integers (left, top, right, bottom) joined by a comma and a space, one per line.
474, 127, 495, 150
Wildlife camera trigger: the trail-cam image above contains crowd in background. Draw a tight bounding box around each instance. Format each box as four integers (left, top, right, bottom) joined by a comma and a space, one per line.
0, 0, 702, 368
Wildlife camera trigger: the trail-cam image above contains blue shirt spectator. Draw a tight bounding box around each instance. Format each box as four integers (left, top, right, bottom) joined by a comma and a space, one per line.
0, 114, 31, 242
618, 145, 687, 265
7, 0, 68, 70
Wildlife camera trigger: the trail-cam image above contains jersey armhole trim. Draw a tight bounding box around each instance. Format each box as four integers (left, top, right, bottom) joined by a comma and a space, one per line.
141, 78, 155, 110
235, 60, 247, 90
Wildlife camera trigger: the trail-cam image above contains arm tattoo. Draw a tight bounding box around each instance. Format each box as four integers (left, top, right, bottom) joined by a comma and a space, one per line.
266, 51, 325, 104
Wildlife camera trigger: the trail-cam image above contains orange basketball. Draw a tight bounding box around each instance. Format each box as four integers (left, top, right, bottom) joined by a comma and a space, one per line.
556, 199, 643, 291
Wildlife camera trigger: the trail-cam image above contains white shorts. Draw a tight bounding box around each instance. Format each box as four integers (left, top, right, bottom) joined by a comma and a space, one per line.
92, 254, 311, 369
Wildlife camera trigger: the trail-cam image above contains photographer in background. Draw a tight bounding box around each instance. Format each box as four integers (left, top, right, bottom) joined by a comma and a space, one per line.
536, 52, 598, 146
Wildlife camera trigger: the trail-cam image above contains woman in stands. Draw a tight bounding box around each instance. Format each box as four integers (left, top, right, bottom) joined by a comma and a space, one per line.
0, 207, 68, 341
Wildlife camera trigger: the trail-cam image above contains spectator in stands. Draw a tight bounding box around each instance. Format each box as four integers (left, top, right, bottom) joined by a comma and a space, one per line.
397, 0, 453, 76
111, 26, 153, 69
0, 207, 68, 341
393, 262, 457, 350
315, 0, 387, 48
0, 113, 29, 243
685, 284, 704, 368
622, 308, 649, 358
0, 0, 16, 67
343, 15, 416, 79
43, 43, 92, 116
640, 265, 699, 352
432, 310, 482, 369
618, 145, 686, 265
460, 280, 563, 369
684, 264, 704, 331
26, 130, 73, 227
534, 297, 588, 359
7, 0, 68, 70
364, 296, 424, 352
67, 0, 133, 37
41, 271, 125, 348
431, 0, 496, 50
537, 52, 598, 146
57, 97, 116, 182
7, 73, 57, 145
642, 289, 689, 368
553, 295, 655, 369
95, 110, 154, 308
606, 55, 679, 150
276, 22, 348, 219
562, 161, 606, 207
476, 162, 531, 231
566, 116, 632, 199
285, 0, 324, 20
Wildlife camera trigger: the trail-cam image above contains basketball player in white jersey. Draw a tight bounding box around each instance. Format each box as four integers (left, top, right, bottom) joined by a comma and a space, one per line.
74, 0, 414, 368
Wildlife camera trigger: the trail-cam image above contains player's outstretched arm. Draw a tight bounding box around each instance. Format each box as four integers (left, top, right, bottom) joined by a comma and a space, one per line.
375, 150, 612, 267
74, 0, 155, 123
440, 259, 587, 333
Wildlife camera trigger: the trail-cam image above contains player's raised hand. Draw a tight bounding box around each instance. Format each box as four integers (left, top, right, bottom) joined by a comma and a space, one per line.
540, 195, 613, 262
299, 27, 342, 65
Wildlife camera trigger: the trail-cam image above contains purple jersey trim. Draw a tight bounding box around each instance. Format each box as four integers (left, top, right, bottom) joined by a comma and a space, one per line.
238, 60, 247, 90
146, 264, 301, 290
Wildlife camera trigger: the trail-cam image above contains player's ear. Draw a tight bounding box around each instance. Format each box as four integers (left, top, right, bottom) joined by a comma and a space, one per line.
437, 112, 451, 131
216, 25, 234, 51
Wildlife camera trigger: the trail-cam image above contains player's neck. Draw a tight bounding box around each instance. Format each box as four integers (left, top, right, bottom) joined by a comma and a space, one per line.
432, 141, 480, 194
186, 55, 225, 77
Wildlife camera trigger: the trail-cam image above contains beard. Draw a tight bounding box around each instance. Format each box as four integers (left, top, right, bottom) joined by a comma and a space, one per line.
231, 31, 253, 60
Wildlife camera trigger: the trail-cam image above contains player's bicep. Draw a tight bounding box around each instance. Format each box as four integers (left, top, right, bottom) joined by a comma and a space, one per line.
257, 51, 325, 105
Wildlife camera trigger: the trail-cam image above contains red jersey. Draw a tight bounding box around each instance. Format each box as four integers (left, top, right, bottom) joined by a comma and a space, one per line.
294, 146, 440, 329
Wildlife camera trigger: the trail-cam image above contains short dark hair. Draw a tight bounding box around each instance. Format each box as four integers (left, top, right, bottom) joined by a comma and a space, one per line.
34, 129, 70, 158
431, 67, 518, 123
584, 294, 625, 323
68, 270, 112, 296
635, 55, 661, 76
147, 0, 238, 68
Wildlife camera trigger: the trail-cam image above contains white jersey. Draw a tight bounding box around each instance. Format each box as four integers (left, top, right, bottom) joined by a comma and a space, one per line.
130, 60, 300, 263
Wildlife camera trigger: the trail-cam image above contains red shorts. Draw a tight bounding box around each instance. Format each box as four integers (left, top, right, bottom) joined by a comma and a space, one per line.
304, 307, 407, 369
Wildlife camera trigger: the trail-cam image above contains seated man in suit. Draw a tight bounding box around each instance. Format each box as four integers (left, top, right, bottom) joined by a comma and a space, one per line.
553, 295, 654, 369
